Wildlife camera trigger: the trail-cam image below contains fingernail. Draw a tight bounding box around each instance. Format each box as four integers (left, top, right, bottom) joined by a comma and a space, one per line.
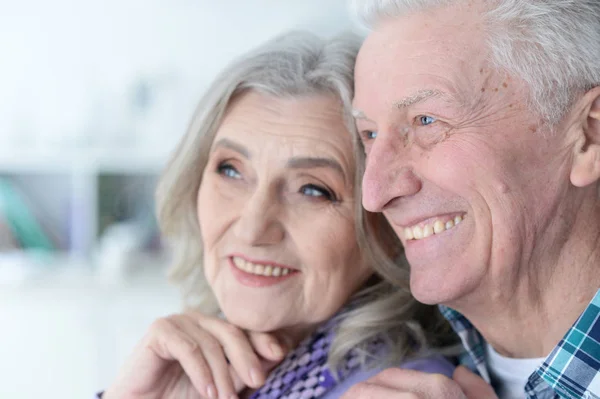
206, 384, 216, 399
270, 342, 284, 358
250, 367, 261, 386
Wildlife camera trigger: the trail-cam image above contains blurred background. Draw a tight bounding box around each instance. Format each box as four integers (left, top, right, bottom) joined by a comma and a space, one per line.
0, 1, 354, 397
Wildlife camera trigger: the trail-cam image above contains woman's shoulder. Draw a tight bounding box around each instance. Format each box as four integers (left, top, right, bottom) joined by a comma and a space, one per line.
321, 354, 455, 399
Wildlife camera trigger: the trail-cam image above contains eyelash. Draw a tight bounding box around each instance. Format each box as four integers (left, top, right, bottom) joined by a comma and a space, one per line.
217, 162, 241, 179
300, 184, 337, 202
359, 115, 437, 141
217, 162, 338, 202
417, 115, 437, 126
361, 130, 378, 140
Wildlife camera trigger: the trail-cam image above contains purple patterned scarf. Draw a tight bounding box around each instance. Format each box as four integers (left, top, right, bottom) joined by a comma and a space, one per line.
249, 305, 384, 399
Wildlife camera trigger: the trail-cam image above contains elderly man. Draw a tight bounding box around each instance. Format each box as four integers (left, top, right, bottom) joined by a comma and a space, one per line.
346, 1, 600, 398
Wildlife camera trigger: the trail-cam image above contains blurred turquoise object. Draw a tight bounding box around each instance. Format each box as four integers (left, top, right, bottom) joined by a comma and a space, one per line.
0, 177, 55, 251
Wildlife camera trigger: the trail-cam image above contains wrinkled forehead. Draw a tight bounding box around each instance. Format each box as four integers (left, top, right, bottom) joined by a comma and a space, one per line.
353, 4, 492, 111
213, 91, 358, 180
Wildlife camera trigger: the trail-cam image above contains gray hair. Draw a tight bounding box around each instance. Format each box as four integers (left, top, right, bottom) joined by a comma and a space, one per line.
156, 30, 453, 372
350, 0, 600, 125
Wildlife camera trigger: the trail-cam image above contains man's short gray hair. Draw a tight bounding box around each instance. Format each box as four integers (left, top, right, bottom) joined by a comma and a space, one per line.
350, 0, 600, 125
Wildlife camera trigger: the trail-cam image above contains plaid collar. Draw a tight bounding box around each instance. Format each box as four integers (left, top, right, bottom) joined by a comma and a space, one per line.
440, 289, 600, 399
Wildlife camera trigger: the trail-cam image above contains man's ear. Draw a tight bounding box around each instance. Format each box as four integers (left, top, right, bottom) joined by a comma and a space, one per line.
570, 87, 600, 188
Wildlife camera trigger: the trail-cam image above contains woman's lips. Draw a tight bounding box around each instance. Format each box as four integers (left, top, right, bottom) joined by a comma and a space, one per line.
229, 256, 298, 287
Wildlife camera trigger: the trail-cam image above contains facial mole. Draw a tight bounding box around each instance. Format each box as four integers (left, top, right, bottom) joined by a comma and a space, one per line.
481, 88, 486, 92
529, 124, 537, 133
502, 82, 508, 88
494, 88, 499, 92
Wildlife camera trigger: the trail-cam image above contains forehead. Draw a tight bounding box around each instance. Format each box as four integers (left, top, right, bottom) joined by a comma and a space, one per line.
213, 91, 355, 168
217, 91, 349, 144
354, 3, 490, 112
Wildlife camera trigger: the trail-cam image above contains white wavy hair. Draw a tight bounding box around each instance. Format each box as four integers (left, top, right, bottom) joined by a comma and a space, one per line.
350, 0, 600, 126
156, 30, 453, 371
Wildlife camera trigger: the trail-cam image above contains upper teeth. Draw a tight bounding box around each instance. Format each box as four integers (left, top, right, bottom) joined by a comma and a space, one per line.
232, 257, 292, 277
404, 215, 464, 241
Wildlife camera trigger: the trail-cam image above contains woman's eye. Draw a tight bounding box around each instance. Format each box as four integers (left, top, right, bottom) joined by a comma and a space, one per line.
418, 115, 437, 126
217, 163, 242, 179
300, 184, 335, 201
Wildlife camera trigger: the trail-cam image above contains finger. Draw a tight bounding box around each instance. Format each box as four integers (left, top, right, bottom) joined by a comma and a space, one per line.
188, 313, 266, 388
147, 318, 215, 399
342, 382, 420, 399
247, 330, 287, 362
453, 366, 498, 399
367, 369, 466, 398
175, 316, 238, 399
229, 363, 246, 393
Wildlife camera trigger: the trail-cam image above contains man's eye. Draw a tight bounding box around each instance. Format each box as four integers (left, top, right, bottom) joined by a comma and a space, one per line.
217, 163, 242, 179
362, 130, 378, 140
418, 115, 437, 126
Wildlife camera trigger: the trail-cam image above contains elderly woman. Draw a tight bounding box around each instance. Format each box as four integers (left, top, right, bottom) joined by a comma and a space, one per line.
100, 31, 455, 399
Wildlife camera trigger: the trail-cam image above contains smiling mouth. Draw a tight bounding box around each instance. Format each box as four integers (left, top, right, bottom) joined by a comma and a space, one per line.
231, 256, 295, 277
404, 214, 465, 241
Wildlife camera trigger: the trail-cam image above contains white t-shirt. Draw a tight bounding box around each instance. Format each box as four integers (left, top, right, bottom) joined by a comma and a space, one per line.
486, 343, 546, 399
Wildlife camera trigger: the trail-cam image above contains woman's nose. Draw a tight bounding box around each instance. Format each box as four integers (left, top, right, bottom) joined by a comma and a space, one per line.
233, 188, 284, 246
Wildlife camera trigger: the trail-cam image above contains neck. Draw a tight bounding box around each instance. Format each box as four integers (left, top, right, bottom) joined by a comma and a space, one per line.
451, 193, 600, 358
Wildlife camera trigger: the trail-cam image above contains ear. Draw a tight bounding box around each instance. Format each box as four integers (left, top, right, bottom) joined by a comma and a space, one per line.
570, 87, 600, 188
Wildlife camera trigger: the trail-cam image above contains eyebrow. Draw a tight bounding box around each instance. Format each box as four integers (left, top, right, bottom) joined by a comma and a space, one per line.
352, 89, 446, 121
212, 138, 346, 179
212, 138, 250, 158
287, 157, 345, 179
393, 89, 443, 108
352, 108, 372, 121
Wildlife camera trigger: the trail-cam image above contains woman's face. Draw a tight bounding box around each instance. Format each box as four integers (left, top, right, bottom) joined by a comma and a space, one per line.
197, 91, 373, 337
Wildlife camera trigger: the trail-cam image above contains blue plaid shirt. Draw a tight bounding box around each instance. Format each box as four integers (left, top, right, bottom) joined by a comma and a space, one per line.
440, 289, 600, 399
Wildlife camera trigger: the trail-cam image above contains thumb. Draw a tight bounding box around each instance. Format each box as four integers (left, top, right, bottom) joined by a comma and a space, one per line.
248, 331, 289, 362
453, 366, 498, 399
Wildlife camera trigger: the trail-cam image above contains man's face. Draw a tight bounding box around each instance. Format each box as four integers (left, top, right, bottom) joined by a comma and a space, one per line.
353, 3, 576, 306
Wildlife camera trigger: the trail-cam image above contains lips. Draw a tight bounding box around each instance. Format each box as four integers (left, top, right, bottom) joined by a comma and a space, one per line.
231, 256, 295, 277
403, 214, 464, 240
228, 255, 298, 288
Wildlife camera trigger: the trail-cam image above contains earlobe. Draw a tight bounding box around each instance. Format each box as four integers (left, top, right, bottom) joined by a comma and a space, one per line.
570, 91, 600, 188
570, 148, 600, 187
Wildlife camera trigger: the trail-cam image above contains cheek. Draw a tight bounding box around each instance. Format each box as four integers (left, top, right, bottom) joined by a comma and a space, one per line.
422, 136, 516, 195
302, 216, 369, 289
197, 179, 235, 262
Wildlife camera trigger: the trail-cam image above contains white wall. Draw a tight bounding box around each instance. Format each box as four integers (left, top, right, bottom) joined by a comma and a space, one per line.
0, 0, 353, 153
0, 2, 355, 398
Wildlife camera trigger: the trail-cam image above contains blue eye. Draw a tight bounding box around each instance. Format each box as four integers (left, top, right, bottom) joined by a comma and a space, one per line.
363, 130, 378, 140
300, 184, 335, 201
217, 163, 242, 179
418, 115, 437, 126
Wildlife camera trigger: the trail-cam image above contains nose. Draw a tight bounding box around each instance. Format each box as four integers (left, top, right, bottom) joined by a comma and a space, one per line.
362, 130, 422, 212
233, 186, 284, 246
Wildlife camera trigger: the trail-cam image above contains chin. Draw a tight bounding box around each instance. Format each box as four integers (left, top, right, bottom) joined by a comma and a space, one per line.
221, 306, 281, 333
409, 269, 472, 306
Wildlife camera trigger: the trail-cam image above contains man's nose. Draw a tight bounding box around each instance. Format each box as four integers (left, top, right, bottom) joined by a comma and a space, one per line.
361, 130, 422, 212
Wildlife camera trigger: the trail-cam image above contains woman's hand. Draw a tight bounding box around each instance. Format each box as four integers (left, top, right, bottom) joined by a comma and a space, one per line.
103, 312, 287, 399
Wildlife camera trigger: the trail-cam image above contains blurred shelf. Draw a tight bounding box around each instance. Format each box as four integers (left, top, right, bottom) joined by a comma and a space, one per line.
0, 148, 170, 174
0, 250, 172, 289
